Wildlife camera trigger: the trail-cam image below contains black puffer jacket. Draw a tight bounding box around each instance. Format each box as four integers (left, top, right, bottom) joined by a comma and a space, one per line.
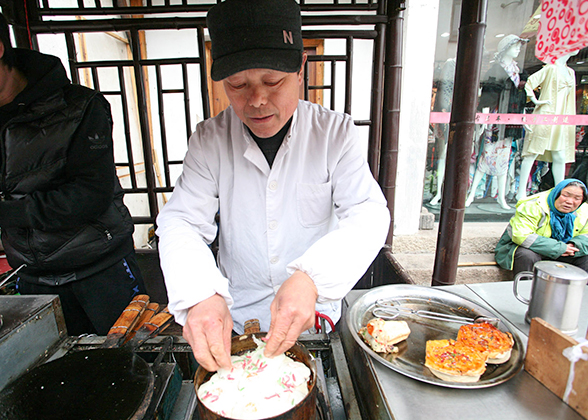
0, 49, 134, 285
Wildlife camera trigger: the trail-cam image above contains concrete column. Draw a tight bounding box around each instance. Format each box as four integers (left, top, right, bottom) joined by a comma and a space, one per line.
394, 0, 440, 235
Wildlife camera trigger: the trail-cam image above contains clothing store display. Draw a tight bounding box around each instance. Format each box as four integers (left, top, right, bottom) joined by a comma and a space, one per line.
466, 35, 528, 209
522, 63, 577, 163
476, 60, 528, 177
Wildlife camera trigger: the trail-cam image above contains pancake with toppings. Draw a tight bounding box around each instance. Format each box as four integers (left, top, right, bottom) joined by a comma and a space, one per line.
197, 337, 311, 419
425, 339, 488, 383
456, 322, 514, 364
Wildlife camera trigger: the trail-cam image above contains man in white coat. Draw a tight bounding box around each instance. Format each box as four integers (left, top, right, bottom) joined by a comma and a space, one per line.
156, 0, 390, 372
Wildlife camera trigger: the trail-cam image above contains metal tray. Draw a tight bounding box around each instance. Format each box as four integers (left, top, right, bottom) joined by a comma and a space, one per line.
347, 284, 524, 389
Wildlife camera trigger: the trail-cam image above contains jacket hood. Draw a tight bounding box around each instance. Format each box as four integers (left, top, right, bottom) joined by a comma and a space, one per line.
11, 49, 71, 109
0, 49, 72, 132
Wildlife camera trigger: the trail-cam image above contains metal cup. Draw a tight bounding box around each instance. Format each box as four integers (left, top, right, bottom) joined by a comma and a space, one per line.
513, 261, 588, 335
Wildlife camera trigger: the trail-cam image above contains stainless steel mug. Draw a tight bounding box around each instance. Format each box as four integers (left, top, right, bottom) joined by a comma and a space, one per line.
513, 261, 588, 335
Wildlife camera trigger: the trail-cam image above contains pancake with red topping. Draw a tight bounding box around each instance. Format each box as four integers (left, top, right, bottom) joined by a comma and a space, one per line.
456, 322, 514, 364
425, 339, 488, 383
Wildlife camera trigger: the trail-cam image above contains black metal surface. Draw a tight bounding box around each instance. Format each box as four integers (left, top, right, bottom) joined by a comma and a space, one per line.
191, 402, 326, 420
0, 347, 152, 420
314, 357, 334, 420
146, 362, 182, 420
0, 329, 356, 420
301, 333, 357, 420
0, 295, 64, 340
26, 1, 381, 18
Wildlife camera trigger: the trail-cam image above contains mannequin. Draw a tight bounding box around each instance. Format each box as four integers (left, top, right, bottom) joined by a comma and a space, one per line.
429, 58, 456, 206
466, 35, 529, 210
516, 50, 579, 201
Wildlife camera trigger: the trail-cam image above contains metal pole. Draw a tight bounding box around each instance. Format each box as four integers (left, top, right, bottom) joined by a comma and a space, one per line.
432, 0, 488, 286
378, 0, 404, 246
367, 0, 386, 179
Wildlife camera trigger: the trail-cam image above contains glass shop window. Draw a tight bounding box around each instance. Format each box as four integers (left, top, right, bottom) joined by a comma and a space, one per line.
424, 0, 588, 223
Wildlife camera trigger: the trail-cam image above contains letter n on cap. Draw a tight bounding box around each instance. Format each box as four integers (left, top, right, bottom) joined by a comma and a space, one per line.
283, 30, 294, 44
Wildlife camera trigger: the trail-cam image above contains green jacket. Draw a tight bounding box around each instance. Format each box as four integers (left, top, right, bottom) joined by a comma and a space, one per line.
494, 189, 588, 270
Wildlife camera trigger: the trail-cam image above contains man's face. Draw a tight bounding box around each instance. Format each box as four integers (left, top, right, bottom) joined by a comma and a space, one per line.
222, 62, 304, 138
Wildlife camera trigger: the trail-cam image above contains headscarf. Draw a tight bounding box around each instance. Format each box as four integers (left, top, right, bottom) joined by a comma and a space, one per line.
547, 178, 588, 243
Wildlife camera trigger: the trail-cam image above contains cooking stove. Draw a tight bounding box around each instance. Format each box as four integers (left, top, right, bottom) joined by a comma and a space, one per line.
0, 296, 361, 419
50, 331, 359, 420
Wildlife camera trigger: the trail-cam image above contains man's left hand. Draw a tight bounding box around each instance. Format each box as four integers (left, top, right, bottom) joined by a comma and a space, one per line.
263, 270, 318, 358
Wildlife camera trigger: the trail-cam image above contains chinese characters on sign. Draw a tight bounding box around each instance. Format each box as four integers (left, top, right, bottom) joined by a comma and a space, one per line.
429, 112, 588, 126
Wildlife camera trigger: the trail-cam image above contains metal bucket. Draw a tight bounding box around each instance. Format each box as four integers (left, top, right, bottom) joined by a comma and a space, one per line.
514, 261, 588, 335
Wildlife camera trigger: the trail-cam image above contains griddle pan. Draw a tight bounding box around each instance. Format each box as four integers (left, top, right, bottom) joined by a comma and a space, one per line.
0, 295, 173, 420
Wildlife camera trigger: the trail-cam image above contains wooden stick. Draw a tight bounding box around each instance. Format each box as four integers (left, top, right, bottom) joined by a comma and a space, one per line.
457, 261, 497, 267
102, 294, 150, 348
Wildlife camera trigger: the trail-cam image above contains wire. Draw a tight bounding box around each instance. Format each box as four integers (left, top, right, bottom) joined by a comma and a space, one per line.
22, 0, 32, 49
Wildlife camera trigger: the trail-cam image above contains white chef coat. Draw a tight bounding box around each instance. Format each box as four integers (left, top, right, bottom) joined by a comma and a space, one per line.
156, 100, 390, 333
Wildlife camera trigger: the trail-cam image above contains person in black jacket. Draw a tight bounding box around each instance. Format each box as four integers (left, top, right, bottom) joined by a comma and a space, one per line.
0, 13, 146, 335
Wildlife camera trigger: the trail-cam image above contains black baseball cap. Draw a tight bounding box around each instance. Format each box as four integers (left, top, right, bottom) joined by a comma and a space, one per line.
206, 0, 304, 81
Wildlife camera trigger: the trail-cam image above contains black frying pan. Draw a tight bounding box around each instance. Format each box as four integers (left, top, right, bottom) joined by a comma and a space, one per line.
0, 296, 173, 420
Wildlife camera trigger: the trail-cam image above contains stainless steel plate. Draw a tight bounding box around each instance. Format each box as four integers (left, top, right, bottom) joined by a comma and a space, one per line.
347, 284, 524, 389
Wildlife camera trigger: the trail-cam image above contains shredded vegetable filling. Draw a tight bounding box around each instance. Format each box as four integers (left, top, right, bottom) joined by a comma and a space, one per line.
197, 337, 311, 419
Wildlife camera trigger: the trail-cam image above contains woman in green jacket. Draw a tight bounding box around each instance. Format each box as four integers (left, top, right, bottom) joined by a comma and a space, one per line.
495, 178, 588, 276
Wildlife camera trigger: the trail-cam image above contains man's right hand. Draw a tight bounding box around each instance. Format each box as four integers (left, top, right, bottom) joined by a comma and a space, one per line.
182, 293, 233, 372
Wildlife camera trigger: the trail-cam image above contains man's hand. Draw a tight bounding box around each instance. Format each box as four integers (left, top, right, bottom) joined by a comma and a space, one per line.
182, 293, 233, 372
264, 270, 318, 358
563, 243, 579, 257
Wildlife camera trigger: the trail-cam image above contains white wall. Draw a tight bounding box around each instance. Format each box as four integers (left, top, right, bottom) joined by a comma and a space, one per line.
394, 0, 440, 235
